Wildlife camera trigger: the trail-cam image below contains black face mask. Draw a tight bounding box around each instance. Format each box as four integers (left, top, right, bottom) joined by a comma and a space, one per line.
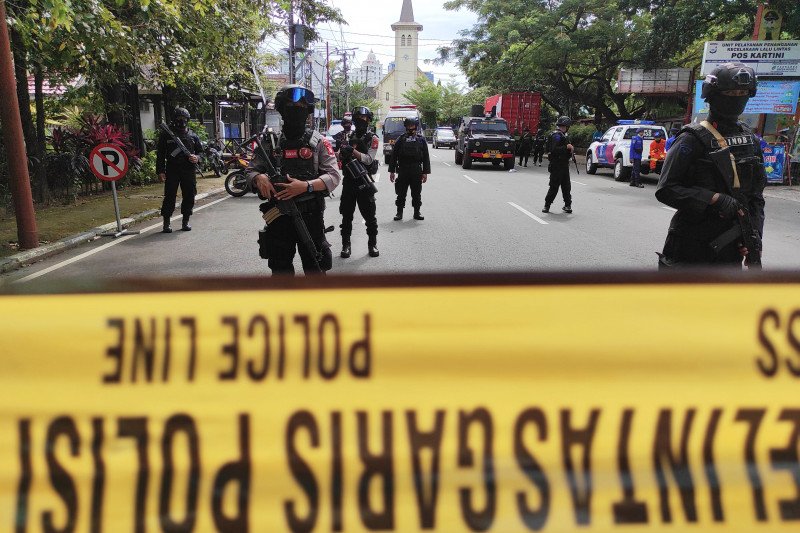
355, 120, 368, 135
406, 128, 416, 136
173, 119, 188, 132
708, 93, 749, 120
282, 107, 309, 139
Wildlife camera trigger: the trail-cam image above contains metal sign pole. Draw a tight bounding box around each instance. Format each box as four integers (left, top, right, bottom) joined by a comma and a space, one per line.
99, 181, 140, 238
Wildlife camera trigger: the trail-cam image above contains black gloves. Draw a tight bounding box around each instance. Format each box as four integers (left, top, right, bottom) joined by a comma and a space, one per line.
709, 193, 740, 220
340, 144, 354, 159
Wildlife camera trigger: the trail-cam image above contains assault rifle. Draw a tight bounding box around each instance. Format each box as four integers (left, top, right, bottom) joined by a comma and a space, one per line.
159, 122, 202, 175
571, 153, 580, 174
252, 128, 324, 272
343, 159, 378, 195
709, 204, 762, 269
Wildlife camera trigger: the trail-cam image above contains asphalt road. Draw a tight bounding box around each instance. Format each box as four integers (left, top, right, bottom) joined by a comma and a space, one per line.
3, 146, 799, 286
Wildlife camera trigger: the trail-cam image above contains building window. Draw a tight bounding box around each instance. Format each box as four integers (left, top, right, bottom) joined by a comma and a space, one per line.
139, 99, 150, 112
401, 35, 406, 47
386, 92, 389, 101
407, 36, 412, 47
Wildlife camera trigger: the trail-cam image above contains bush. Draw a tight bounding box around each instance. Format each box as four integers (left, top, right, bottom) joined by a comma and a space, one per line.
569, 124, 596, 151
125, 150, 158, 186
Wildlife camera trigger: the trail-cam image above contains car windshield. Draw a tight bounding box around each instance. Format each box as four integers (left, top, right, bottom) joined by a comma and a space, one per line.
623, 127, 664, 140
470, 121, 509, 134
436, 129, 455, 139
384, 116, 411, 135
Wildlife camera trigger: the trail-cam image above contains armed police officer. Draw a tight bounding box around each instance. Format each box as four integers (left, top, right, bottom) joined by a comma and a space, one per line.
531, 127, 546, 167
656, 62, 765, 268
247, 85, 342, 275
542, 116, 574, 214
157, 107, 203, 233
332, 116, 352, 152
389, 118, 430, 221
338, 106, 380, 258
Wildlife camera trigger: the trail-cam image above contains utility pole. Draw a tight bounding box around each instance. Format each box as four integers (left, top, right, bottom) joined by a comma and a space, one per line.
326, 42, 331, 129
288, 1, 295, 84
333, 48, 357, 112
0, 0, 37, 249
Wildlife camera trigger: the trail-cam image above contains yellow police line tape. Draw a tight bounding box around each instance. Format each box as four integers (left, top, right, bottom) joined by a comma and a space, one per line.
1, 280, 799, 531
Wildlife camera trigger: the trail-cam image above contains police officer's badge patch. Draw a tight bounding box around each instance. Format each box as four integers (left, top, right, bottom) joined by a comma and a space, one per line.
680, 143, 692, 156
299, 147, 313, 159
323, 139, 335, 156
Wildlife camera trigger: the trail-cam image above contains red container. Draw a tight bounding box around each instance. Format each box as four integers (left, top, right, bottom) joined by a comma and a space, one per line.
484, 92, 542, 134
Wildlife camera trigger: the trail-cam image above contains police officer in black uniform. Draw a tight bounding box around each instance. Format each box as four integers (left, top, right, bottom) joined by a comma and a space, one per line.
338, 106, 380, 258
157, 107, 203, 233
333, 117, 352, 151
531, 127, 547, 166
389, 118, 430, 221
542, 116, 574, 214
247, 85, 342, 275
656, 62, 765, 268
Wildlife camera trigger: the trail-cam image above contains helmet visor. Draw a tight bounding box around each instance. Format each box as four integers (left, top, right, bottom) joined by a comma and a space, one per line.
287, 87, 315, 105
353, 106, 370, 118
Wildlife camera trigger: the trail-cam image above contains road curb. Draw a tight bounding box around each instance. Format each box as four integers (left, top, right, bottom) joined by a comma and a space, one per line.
0, 187, 227, 275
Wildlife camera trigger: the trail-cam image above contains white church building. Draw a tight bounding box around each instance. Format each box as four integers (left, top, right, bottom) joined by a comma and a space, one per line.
374, 0, 430, 124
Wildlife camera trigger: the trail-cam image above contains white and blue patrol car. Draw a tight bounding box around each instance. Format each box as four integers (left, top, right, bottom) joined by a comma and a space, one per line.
585, 120, 668, 181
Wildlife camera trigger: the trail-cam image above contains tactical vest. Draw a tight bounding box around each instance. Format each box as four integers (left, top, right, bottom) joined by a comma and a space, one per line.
278, 130, 324, 203
400, 134, 423, 161
547, 131, 570, 162
680, 122, 762, 193
350, 131, 373, 154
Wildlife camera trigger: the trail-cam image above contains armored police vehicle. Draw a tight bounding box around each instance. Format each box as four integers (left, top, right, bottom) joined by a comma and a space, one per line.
455, 116, 516, 170
585, 120, 668, 181
382, 105, 421, 164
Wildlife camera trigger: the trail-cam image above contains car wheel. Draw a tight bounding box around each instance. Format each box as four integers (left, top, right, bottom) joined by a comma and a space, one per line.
504, 158, 515, 170
492, 160, 501, 166
614, 158, 631, 182
462, 154, 472, 169
586, 153, 598, 175
455, 149, 463, 165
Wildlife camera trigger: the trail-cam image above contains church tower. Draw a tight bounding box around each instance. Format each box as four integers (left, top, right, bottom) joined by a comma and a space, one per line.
391, 0, 422, 104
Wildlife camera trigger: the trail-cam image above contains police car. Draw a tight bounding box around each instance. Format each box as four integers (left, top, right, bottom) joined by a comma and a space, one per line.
585, 120, 668, 181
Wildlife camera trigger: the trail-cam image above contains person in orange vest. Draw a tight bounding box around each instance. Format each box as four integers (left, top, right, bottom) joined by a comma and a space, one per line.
649, 130, 666, 172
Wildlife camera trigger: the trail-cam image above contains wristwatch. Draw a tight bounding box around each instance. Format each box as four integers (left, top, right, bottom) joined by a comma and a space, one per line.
307, 181, 314, 193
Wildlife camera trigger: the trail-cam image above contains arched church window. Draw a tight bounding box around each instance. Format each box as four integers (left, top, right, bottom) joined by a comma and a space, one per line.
407, 35, 412, 47
401, 35, 406, 47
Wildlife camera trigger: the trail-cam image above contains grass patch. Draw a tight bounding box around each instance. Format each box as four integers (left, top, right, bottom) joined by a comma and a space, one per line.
1, 175, 225, 258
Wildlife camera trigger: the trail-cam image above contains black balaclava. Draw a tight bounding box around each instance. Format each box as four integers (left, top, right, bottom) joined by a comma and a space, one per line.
282, 106, 309, 139
354, 117, 368, 136
707, 94, 749, 125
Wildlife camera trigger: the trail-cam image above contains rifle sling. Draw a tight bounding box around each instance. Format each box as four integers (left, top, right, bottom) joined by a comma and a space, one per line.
709, 224, 742, 254
699, 120, 740, 189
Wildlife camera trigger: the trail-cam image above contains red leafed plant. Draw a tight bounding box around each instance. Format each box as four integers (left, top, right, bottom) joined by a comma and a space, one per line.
50, 114, 140, 161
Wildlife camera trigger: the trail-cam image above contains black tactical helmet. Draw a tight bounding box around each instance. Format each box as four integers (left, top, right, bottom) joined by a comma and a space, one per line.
352, 106, 374, 123
341, 117, 352, 126
274, 84, 315, 113
403, 117, 418, 128
173, 107, 190, 120
701, 62, 757, 100
556, 116, 572, 127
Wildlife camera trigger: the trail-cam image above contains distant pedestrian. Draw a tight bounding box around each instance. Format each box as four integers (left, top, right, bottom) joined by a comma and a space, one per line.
531, 127, 546, 166
629, 128, 644, 188
649, 130, 666, 172
665, 127, 680, 151
518, 128, 533, 167
592, 124, 604, 143
157, 107, 203, 233
389, 118, 431, 221
542, 116, 574, 214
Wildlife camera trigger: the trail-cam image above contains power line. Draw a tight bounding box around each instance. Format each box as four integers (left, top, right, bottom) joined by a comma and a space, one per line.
314, 27, 454, 42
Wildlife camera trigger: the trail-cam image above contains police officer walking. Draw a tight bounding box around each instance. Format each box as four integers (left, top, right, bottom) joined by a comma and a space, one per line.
518, 127, 533, 167
248, 85, 342, 275
531, 127, 546, 167
338, 106, 380, 258
629, 128, 644, 188
157, 107, 203, 233
389, 118, 430, 221
656, 62, 765, 268
542, 116, 574, 214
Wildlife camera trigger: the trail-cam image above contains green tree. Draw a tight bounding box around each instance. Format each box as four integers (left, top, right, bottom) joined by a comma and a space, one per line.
403, 77, 442, 128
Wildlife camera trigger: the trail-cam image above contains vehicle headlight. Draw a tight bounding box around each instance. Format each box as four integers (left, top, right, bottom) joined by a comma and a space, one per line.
504, 142, 510, 147
474, 141, 480, 147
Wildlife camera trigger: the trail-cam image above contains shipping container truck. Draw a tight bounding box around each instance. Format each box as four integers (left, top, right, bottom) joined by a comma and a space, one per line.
484, 92, 542, 134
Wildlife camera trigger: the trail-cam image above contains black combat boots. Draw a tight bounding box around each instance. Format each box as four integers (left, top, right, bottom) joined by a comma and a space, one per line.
368, 238, 379, 257
181, 215, 192, 231
340, 241, 351, 258
162, 216, 172, 233
413, 209, 424, 220
541, 204, 550, 213
393, 207, 403, 221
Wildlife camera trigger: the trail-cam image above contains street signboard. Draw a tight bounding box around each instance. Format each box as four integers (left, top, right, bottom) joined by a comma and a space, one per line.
701, 40, 800, 77
88, 143, 129, 182
616, 68, 692, 94
763, 143, 788, 184
693, 80, 800, 115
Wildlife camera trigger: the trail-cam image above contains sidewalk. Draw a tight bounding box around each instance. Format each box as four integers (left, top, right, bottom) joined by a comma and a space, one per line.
0, 175, 228, 273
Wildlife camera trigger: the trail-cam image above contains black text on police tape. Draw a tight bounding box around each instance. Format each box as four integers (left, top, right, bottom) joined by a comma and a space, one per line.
15, 407, 800, 531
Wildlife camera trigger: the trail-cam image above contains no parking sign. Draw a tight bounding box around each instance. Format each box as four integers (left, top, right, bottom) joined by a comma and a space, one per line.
89, 143, 129, 182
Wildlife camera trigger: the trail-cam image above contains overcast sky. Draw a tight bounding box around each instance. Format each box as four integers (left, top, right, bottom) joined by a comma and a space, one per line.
262, 0, 479, 89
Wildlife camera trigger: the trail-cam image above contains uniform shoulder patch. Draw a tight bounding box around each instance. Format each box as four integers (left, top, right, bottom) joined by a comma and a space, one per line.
371, 135, 379, 150
323, 138, 335, 156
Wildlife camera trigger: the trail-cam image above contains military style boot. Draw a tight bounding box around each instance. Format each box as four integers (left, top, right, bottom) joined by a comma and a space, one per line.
541, 204, 550, 213
393, 207, 403, 221
340, 240, 351, 258
562, 205, 573, 214
162, 216, 172, 233
181, 215, 192, 231
368, 237, 379, 258
413, 208, 424, 221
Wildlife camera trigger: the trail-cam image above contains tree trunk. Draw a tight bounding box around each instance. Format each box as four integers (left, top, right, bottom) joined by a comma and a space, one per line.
9, 26, 35, 155
33, 63, 50, 203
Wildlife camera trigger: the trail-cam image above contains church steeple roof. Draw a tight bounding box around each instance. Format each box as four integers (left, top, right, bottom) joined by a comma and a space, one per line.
392, 0, 422, 31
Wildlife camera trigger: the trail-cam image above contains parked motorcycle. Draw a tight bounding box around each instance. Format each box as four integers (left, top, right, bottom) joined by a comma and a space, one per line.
200, 140, 224, 177
224, 169, 254, 197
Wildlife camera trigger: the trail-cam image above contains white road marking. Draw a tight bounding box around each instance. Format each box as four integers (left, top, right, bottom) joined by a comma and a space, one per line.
508, 202, 549, 225
661, 206, 678, 212
14, 196, 230, 284
572, 180, 587, 186
463, 174, 478, 184
443, 162, 452, 167
374, 173, 380, 183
